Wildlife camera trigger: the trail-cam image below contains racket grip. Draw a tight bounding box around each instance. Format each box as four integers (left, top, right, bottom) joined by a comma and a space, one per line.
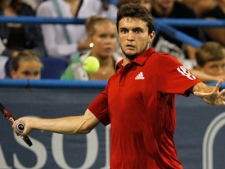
16, 122, 25, 133
16, 122, 33, 147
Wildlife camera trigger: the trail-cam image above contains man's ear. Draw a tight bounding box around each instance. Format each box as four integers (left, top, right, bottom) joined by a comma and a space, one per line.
148, 31, 155, 44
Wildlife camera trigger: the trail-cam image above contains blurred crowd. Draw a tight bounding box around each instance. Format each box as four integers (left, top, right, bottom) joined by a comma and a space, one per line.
0, 0, 224, 82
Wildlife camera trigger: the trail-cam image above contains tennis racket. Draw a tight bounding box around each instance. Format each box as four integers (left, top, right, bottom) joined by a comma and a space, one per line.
0, 103, 33, 147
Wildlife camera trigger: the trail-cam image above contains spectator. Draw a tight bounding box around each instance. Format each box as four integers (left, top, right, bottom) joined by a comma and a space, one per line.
37, 0, 118, 60
22, 0, 44, 11
0, 37, 5, 55
190, 41, 225, 82
61, 15, 121, 80
10, 50, 43, 79
117, 0, 152, 11
0, 37, 9, 79
180, 0, 216, 18
0, 0, 46, 58
151, 0, 200, 60
200, 0, 225, 46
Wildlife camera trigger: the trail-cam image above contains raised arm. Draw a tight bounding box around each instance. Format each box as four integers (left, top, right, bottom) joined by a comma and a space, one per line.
12, 109, 100, 136
191, 79, 225, 106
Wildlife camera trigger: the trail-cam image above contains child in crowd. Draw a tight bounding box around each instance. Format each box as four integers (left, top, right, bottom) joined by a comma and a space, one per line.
10, 50, 43, 79
190, 41, 225, 82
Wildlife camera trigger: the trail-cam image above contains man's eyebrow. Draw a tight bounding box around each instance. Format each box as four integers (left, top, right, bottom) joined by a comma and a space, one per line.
119, 27, 143, 30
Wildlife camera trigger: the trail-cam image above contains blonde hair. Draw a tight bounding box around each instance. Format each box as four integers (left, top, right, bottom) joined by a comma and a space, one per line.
85, 15, 116, 37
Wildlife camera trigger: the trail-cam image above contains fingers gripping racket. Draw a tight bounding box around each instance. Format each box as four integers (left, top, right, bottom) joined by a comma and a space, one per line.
0, 103, 33, 147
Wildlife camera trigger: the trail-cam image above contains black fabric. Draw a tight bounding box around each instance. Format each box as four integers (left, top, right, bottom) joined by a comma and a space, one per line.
151, 2, 200, 57
0, 3, 47, 57
200, 6, 225, 42
202, 6, 225, 19
7, 26, 26, 50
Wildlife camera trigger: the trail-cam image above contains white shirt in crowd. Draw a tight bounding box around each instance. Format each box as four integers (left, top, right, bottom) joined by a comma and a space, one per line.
37, 0, 118, 59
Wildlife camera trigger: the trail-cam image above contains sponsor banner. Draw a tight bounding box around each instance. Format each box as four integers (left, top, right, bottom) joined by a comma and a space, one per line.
0, 88, 225, 169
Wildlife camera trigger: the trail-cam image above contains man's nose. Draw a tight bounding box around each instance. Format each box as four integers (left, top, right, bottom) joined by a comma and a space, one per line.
127, 31, 134, 41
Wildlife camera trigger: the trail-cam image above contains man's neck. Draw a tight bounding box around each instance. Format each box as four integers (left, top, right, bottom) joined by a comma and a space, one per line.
122, 56, 131, 67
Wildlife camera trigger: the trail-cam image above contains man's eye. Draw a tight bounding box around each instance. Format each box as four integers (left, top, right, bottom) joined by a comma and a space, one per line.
134, 29, 142, 33
120, 29, 127, 33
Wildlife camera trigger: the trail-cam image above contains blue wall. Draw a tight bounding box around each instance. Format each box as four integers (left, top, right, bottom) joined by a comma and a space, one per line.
0, 80, 225, 169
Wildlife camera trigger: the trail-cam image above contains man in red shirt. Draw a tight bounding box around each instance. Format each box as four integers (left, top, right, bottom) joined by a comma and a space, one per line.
13, 4, 225, 169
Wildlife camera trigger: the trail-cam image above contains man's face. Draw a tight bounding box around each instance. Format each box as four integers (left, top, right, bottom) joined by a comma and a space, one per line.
118, 17, 154, 60
198, 59, 225, 76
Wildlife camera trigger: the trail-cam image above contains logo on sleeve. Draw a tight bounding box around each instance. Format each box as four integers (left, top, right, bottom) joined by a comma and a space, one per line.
177, 66, 196, 80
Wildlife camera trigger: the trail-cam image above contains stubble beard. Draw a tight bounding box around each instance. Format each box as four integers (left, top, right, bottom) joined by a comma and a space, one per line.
121, 45, 149, 60
122, 51, 138, 60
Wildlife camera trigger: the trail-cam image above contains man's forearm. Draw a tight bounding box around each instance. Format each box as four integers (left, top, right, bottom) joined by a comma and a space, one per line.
14, 109, 100, 136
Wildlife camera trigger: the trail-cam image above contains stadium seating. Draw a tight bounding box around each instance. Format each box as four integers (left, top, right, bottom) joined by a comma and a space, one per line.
41, 57, 68, 79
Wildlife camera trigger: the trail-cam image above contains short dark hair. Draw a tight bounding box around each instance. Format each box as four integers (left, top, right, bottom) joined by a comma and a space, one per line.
116, 3, 154, 34
196, 41, 225, 67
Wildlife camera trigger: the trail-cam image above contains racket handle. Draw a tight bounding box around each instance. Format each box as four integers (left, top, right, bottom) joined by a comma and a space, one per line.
16, 122, 33, 147
16, 122, 25, 133
21, 136, 33, 147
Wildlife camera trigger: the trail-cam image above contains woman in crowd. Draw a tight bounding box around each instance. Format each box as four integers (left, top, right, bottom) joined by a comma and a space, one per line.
0, 0, 46, 58
37, 0, 118, 60
61, 15, 121, 80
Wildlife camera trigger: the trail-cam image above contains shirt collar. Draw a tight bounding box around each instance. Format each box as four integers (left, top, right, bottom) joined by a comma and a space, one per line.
116, 48, 156, 70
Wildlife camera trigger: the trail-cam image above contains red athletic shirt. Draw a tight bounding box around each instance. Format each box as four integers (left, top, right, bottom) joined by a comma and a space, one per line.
88, 48, 201, 169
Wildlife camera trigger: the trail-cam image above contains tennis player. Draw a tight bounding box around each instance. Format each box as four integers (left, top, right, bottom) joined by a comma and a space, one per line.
13, 4, 225, 169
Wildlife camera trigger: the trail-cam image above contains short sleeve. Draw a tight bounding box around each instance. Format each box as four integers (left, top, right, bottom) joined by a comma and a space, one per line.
157, 54, 201, 95
88, 86, 110, 126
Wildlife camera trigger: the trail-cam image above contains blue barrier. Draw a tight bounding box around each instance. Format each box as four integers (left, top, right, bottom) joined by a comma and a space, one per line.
0, 16, 86, 24
154, 19, 202, 47
0, 79, 224, 89
0, 16, 224, 27
0, 79, 107, 89
156, 18, 225, 27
